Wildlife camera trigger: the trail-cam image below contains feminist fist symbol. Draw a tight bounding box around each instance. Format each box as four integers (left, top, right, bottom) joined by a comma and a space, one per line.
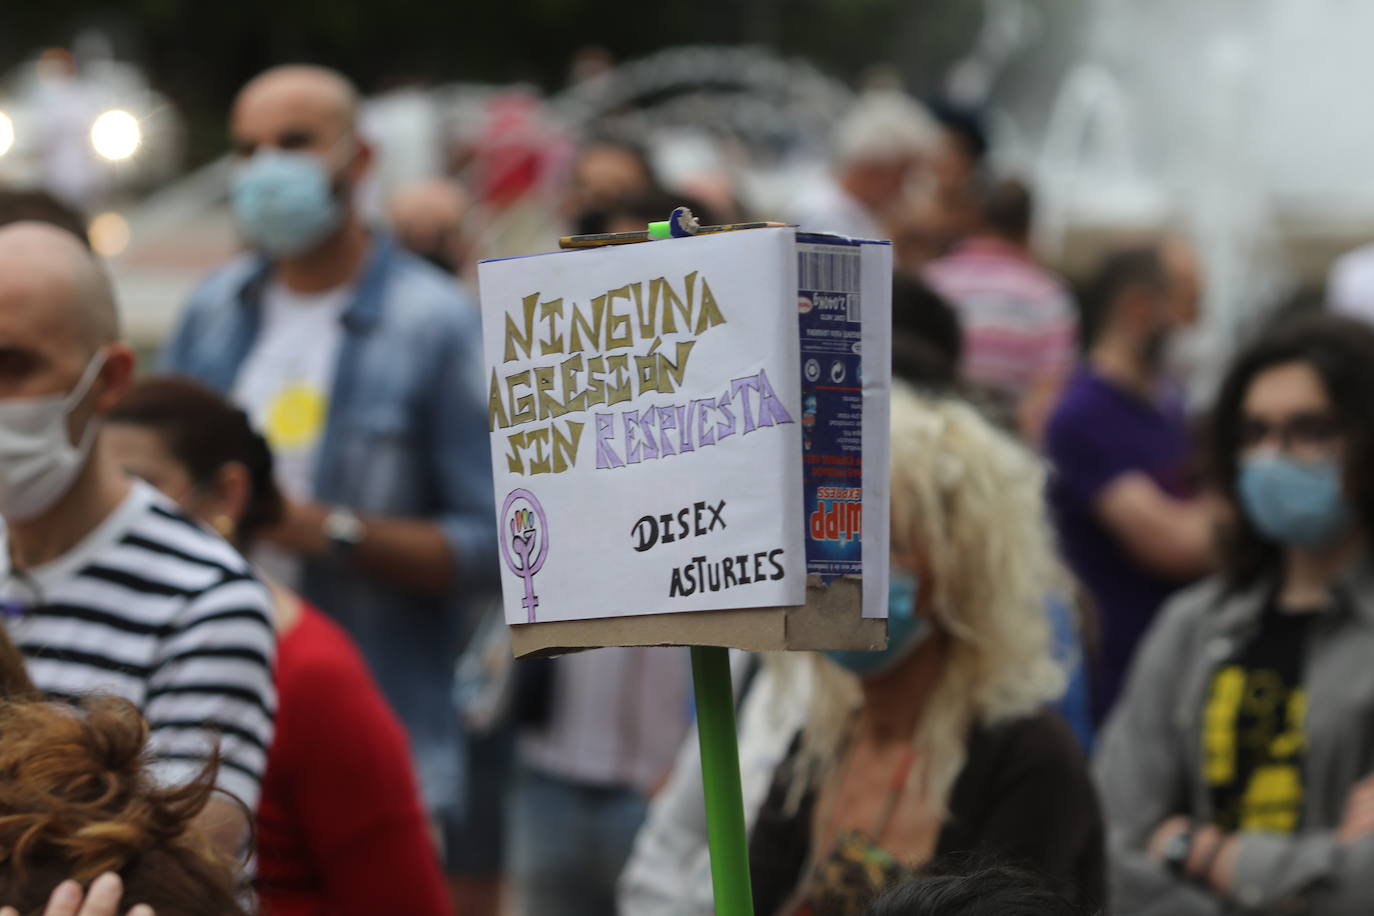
499, 489, 549, 623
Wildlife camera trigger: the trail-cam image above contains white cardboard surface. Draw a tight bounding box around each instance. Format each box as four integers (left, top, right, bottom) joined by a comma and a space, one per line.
860, 241, 893, 616
479, 229, 807, 625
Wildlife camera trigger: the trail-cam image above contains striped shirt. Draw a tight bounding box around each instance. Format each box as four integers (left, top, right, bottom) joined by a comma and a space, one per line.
924, 238, 1077, 406
0, 481, 276, 809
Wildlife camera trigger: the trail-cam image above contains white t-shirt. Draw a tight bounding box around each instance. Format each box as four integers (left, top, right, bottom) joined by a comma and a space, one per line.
232, 281, 351, 585
1328, 242, 1374, 322
787, 177, 886, 240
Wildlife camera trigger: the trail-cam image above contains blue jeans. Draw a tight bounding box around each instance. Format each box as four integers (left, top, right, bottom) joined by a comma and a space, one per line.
508, 766, 647, 916
1046, 595, 1095, 753
445, 722, 516, 877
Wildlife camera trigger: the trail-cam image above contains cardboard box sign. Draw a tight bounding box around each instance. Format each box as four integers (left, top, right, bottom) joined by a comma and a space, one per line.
477, 228, 892, 657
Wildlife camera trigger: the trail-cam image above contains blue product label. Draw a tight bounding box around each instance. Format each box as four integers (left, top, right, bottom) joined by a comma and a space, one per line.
797, 240, 863, 583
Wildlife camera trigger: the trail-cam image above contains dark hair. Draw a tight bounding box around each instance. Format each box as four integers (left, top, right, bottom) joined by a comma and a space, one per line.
108, 376, 284, 546
1079, 245, 1167, 348
570, 134, 662, 234
0, 696, 248, 915
865, 865, 1083, 916
926, 99, 989, 163
892, 272, 962, 389
576, 134, 656, 181
1207, 313, 1374, 588
0, 190, 90, 248
868, 867, 1082, 916
980, 178, 1032, 243
593, 188, 720, 235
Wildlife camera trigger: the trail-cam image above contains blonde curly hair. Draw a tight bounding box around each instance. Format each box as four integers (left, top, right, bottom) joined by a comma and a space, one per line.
782, 384, 1067, 812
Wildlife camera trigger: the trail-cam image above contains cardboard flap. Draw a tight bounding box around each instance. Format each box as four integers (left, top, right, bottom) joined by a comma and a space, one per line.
510, 576, 885, 657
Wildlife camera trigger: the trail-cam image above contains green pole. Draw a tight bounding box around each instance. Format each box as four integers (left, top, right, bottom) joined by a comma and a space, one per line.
690, 644, 755, 916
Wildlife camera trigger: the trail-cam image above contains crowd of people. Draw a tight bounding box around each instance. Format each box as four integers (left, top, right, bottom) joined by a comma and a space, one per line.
0, 56, 1373, 916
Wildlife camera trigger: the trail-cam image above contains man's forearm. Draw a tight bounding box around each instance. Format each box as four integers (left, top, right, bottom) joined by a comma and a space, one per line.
350, 515, 455, 595
264, 501, 456, 595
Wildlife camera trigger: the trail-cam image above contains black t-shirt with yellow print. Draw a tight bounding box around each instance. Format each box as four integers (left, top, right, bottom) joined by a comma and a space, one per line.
1202, 602, 1315, 833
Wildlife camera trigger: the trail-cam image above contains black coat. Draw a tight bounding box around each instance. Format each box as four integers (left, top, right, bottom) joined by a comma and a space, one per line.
747, 710, 1107, 915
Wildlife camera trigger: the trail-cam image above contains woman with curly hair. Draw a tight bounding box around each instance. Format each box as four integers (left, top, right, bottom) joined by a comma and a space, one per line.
622, 386, 1105, 916
0, 614, 225, 914
0, 694, 247, 915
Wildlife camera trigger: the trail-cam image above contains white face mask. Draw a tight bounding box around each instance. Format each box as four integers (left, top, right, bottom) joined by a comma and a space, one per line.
0, 352, 106, 521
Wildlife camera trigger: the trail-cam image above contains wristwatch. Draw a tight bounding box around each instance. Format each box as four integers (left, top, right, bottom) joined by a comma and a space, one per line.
322, 506, 366, 558
1163, 827, 1195, 877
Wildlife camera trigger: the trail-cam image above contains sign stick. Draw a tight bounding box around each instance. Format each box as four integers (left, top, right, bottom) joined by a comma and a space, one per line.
690, 644, 755, 916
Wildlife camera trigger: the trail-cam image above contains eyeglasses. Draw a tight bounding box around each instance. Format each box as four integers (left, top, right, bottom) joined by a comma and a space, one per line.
1239, 412, 1342, 451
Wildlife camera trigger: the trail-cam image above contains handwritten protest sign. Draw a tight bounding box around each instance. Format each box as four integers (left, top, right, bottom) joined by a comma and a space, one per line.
481, 225, 892, 916
479, 227, 891, 638
481, 228, 807, 624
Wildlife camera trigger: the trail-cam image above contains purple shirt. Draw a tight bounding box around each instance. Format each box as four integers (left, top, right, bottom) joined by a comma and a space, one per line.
1045, 367, 1194, 724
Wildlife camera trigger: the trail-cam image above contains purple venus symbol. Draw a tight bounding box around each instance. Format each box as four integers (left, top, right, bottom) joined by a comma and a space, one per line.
499, 489, 549, 623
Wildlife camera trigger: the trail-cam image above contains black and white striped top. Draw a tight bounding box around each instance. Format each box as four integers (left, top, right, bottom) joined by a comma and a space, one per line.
0, 481, 276, 809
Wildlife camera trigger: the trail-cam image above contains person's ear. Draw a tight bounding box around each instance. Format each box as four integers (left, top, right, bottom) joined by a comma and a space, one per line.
346, 137, 374, 186
207, 461, 252, 535
93, 343, 137, 413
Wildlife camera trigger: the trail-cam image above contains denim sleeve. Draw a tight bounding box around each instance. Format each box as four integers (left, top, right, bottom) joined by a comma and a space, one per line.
429, 304, 499, 590
160, 284, 205, 374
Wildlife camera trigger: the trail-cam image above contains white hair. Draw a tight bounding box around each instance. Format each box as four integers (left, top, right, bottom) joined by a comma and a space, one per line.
832, 89, 941, 166
779, 385, 1067, 814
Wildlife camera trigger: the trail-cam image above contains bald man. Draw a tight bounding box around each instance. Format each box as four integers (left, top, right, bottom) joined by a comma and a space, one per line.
389, 178, 471, 278
164, 65, 496, 827
0, 222, 276, 856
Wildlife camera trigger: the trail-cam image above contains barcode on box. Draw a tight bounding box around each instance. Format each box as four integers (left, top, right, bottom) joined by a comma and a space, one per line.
799, 248, 861, 296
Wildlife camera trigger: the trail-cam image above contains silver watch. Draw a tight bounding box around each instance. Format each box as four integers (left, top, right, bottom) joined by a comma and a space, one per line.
322, 506, 366, 557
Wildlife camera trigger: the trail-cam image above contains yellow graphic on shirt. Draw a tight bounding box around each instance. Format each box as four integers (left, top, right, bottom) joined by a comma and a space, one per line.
1242, 765, 1304, 832
1204, 666, 1246, 784
1202, 664, 1306, 833
264, 383, 328, 452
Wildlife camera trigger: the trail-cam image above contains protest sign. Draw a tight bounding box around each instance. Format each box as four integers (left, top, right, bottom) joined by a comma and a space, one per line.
478, 227, 891, 656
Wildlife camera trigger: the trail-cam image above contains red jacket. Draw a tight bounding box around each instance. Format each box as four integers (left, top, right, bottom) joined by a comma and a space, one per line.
256, 604, 451, 916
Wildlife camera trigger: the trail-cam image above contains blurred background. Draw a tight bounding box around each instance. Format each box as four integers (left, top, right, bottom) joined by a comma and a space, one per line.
2, 0, 1367, 395
8, 4, 1374, 913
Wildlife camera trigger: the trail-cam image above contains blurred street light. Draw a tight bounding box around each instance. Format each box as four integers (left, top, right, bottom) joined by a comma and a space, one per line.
90, 109, 141, 161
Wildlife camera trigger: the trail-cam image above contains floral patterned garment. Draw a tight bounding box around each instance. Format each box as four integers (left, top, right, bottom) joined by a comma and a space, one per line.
793, 829, 920, 916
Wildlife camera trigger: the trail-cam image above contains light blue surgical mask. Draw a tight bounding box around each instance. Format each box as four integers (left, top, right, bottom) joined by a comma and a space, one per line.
1238, 452, 1351, 549
230, 149, 344, 257
823, 570, 929, 679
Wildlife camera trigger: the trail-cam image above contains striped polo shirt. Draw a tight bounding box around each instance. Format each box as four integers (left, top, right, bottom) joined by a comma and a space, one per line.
0, 481, 276, 808
924, 238, 1077, 405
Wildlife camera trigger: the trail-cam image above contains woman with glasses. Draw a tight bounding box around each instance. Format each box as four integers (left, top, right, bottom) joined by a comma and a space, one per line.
1098, 314, 1374, 914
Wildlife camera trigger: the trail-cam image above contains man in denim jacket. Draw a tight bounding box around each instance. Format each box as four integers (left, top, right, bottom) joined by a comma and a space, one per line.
163, 65, 496, 826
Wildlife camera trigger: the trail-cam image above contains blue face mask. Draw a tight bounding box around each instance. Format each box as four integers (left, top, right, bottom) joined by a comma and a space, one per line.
823, 571, 929, 679
1238, 452, 1351, 549
230, 150, 344, 257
